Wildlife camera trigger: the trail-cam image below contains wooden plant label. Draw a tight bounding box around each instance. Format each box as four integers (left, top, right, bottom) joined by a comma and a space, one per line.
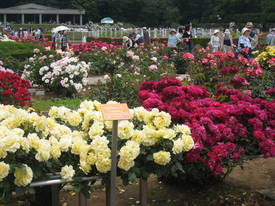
100, 103, 131, 121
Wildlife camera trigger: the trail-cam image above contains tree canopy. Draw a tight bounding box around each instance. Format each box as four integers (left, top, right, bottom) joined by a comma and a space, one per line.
0, 0, 274, 26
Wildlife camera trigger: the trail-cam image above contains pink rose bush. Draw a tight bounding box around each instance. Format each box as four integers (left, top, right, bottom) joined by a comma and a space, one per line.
139, 78, 275, 178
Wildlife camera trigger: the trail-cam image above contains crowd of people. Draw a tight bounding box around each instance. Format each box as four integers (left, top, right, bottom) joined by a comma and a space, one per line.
51, 30, 69, 51
166, 22, 275, 59
122, 27, 151, 48
10, 27, 44, 40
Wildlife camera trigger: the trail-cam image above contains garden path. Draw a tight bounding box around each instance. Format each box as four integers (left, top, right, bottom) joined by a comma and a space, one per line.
60, 157, 275, 206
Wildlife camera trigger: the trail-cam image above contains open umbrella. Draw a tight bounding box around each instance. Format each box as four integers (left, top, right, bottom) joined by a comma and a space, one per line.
52, 26, 70, 33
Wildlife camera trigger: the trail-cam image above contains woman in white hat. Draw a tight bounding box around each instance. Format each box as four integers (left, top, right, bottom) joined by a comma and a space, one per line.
210, 29, 221, 52
167, 28, 181, 48
221, 29, 234, 53
237, 28, 252, 58
238, 28, 252, 50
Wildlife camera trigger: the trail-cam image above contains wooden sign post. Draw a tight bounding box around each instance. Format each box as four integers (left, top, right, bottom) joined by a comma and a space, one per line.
100, 104, 131, 206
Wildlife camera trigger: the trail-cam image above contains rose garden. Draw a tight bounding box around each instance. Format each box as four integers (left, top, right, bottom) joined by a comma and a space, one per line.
0, 32, 274, 205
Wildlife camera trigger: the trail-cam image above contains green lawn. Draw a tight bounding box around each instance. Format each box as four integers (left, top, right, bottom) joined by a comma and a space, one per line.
32, 98, 87, 112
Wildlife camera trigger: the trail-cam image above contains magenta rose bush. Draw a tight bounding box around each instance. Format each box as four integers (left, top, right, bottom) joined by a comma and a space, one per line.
139, 78, 275, 181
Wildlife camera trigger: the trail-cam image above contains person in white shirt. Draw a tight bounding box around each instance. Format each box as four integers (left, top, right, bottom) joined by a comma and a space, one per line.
238, 27, 252, 58
210, 29, 221, 52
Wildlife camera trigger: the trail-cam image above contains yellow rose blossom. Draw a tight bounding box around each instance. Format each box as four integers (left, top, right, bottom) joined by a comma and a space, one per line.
96, 158, 111, 173
89, 121, 104, 138
0, 162, 9, 181
118, 159, 135, 171
14, 164, 33, 187
158, 128, 176, 140
174, 124, 191, 135
67, 111, 82, 127
80, 160, 92, 174
153, 151, 171, 166
118, 120, 134, 139
131, 130, 144, 143
60, 165, 75, 181
172, 138, 184, 154
182, 135, 195, 152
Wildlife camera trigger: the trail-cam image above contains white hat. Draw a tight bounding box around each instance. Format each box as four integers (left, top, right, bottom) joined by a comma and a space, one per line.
122, 36, 129, 42
142, 27, 147, 30
224, 29, 230, 34
242, 27, 251, 34
272, 28, 275, 31
213, 29, 220, 34
170, 28, 177, 33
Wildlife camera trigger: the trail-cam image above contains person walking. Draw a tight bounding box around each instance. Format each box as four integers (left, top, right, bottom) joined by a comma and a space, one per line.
182, 25, 193, 52
238, 27, 252, 58
221, 29, 234, 53
246, 22, 258, 50
142, 27, 151, 47
210, 29, 221, 52
60, 31, 69, 51
266, 28, 275, 46
167, 28, 181, 49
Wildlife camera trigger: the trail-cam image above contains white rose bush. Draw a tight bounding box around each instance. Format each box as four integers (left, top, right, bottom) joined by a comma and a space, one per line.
23, 50, 90, 96
0, 100, 194, 202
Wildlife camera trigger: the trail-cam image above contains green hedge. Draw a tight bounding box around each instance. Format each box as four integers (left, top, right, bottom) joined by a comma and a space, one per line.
0, 42, 45, 74
0, 42, 45, 59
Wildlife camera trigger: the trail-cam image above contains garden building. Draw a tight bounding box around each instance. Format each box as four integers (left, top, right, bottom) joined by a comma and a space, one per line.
0, 3, 85, 25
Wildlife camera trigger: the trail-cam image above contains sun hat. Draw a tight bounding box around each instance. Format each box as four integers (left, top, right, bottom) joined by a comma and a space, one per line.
213, 29, 220, 34
142, 27, 147, 30
224, 29, 230, 34
246, 22, 254, 28
242, 27, 251, 34
170, 28, 177, 33
122, 36, 129, 42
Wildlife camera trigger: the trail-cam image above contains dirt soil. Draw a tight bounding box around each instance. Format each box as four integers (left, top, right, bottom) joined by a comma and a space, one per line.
59, 157, 275, 206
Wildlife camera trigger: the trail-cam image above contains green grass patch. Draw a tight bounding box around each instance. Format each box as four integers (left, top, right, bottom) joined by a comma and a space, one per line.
0, 42, 45, 59
32, 98, 87, 112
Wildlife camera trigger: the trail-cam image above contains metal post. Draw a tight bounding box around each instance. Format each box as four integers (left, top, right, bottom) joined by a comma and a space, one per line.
80, 14, 83, 25
106, 120, 118, 206
51, 184, 59, 206
139, 179, 148, 206
21, 13, 24, 24
79, 193, 87, 206
56, 14, 59, 24
39, 14, 42, 24
3, 14, 6, 25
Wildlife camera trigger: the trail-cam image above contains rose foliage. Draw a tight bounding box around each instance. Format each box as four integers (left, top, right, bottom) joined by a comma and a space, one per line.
0, 63, 31, 107
0, 101, 193, 203
139, 78, 275, 179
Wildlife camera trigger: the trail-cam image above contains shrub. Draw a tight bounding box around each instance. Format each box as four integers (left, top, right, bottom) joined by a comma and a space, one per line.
138, 78, 275, 182
0, 101, 194, 203
0, 65, 31, 107
23, 52, 90, 97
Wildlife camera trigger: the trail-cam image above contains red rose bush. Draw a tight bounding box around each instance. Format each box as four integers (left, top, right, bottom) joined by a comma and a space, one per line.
139, 78, 275, 178
0, 63, 31, 106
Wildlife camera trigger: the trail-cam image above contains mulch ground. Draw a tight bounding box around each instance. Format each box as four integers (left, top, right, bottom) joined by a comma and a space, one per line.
57, 157, 275, 206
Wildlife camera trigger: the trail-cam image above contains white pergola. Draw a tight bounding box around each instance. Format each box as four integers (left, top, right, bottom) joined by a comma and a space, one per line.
0, 3, 85, 25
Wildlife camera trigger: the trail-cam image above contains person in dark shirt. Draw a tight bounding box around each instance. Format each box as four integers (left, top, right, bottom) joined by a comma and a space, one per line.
182, 24, 193, 52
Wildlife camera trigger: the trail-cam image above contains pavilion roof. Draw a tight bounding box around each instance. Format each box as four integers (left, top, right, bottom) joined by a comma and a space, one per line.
0, 3, 85, 15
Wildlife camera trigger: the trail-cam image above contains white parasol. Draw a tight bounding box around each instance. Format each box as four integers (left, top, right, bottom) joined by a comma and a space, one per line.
51, 26, 70, 33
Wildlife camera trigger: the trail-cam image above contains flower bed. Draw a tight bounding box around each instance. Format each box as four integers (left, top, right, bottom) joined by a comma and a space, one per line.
0, 63, 31, 106
139, 78, 275, 180
0, 101, 194, 203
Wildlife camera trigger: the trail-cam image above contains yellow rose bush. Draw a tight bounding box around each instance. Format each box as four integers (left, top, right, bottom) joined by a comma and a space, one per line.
0, 101, 194, 202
